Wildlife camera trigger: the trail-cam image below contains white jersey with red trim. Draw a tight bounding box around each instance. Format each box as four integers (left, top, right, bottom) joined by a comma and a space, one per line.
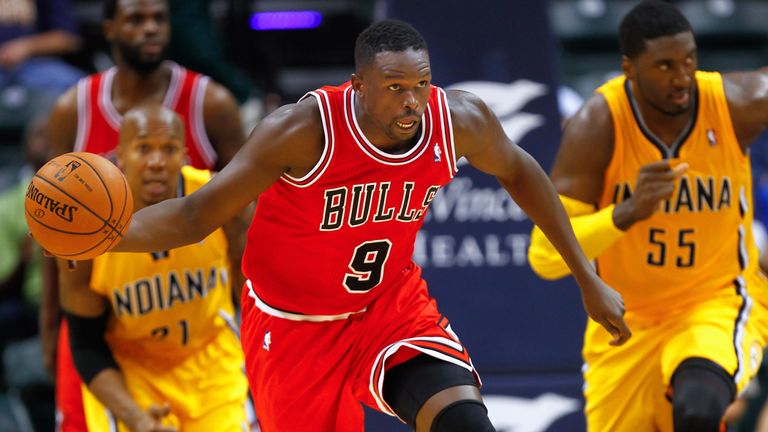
242, 82, 458, 315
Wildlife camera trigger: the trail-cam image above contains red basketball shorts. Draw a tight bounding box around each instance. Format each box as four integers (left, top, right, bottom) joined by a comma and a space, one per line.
240, 266, 479, 432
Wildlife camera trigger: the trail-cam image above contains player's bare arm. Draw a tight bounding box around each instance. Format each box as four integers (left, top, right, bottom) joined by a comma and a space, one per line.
448, 90, 630, 345
47, 85, 79, 157
222, 204, 251, 302
552, 93, 686, 231
550, 93, 614, 205
202, 81, 246, 169
724, 67, 768, 149
57, 259, 176, 432
113, 97, 324, 253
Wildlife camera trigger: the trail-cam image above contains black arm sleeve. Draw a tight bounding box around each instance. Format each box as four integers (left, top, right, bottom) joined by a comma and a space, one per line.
64, 310, 119, 385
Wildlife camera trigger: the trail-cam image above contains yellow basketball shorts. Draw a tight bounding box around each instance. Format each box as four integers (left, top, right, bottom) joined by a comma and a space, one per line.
82, 329, 252, 431
583, 286, 766, 432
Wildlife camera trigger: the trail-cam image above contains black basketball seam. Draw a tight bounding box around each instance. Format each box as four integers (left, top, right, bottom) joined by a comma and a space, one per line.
91, 174, 132, 256
70, 154, 115, 221
112, 165, 131, 237
25, 207, 103, 236
55, 225, 121, 257
32, 173, 118, 233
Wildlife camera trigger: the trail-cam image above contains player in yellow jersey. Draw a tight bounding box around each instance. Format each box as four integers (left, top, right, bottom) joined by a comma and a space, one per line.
528, 1, 768, 431
56, 105, 251, 431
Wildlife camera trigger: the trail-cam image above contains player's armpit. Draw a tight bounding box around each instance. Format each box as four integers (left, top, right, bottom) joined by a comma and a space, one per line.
528, 196, 624, 280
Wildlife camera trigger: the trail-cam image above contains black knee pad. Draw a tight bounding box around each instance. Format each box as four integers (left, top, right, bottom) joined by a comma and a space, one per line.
672, 357, 735, 432
431, 400, 496, 432
383, 354, 480, 428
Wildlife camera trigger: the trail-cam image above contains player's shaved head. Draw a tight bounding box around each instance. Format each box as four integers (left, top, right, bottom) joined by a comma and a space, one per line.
119, 104, 184, 148
117, 104, 187, 208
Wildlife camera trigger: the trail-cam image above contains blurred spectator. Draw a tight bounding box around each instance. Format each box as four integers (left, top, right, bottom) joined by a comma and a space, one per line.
0, 116, 47, 340
0, 116, 55, 431
0, 0, 84, 98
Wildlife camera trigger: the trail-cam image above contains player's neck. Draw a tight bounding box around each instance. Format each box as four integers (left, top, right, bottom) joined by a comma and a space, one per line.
353, 101, 419, 154
629, 83, 695, 148
112, 63, 171, 113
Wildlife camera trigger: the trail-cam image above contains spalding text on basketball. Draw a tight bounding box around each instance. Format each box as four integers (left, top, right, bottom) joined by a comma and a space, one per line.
26, 183, 79, 222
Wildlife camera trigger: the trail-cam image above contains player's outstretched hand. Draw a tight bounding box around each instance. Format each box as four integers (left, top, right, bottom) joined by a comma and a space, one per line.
579, 274, 631, 346
130, 403, 177, 432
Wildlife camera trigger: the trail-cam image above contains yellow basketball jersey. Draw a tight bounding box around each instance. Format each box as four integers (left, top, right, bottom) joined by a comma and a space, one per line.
90, 166, 237, 367
596, 71, 763, 316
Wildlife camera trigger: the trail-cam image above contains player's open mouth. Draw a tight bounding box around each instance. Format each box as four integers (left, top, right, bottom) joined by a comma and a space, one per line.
144, 181, 166, 193
396, 120, 416, 129
671, 91, 689, 105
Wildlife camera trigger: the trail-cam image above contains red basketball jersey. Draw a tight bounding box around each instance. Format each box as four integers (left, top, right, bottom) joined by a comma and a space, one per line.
73, 61, 218, 169
243, 83, 458, 315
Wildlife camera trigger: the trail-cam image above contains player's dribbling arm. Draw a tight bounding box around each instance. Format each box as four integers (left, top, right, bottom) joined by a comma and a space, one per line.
448, 90, 631, 346
202, 82, 246, 169
57, 259, 176, 432
112, 99, 325, 254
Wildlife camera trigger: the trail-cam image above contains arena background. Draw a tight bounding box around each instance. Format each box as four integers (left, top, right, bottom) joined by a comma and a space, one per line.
0, 1, 767, 431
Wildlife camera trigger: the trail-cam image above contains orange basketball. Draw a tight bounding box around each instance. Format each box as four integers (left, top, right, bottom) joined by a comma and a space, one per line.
25, 152, 133, 260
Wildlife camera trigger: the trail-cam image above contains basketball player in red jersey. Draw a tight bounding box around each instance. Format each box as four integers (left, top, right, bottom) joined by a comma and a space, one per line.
43, 1, 245, 430
101, 20, 629, 431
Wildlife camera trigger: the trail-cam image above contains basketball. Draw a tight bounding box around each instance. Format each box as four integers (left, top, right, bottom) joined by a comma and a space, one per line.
24, 152, 133, 260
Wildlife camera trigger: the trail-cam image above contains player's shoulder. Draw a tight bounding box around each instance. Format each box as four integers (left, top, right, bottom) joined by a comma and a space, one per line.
261, 96, 323, 136
555, 92, 614, 167
567, 92, 611, 129
51, 83, 79, 114
201, 79, 239, 111
444, 89, 495, 132
722, 68, 768, 105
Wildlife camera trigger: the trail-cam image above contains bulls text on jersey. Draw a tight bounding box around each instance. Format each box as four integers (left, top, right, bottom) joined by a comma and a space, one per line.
320, 182, 441, 231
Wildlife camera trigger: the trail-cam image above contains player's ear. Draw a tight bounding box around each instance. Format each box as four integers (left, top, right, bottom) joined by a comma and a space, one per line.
621, 56, 634, 80
351, 74, 364, 96
103, 19, 115, 43
115, 148, 125, 170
